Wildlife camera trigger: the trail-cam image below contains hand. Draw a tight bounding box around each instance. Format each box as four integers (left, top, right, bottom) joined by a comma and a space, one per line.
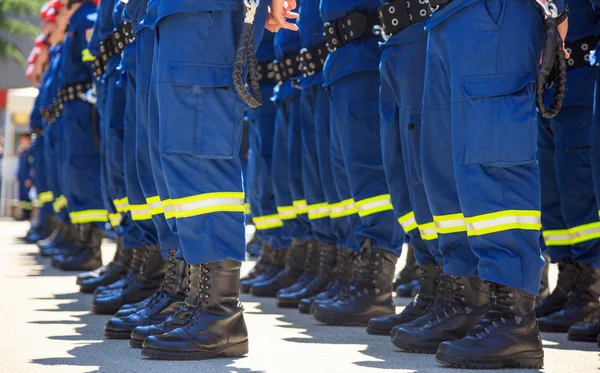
25, 180, 32, 188
558, 18, 569, 58
265, 0, 299, 32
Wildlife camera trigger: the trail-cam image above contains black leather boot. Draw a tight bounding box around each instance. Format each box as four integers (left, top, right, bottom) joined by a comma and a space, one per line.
44, 223, 78, 258
537, 255, 550, 303
277, 243, 336, 308
240, 243, 273, 293
312, 240, 398, 326
277, 241, 320, 296
78, 238, 132, 292
568, 321, 600, 342
367, 263, 440, 335
436, 283, 543, 369
251, 240, 307, 297
104, 250, 186, 339
394, 245, 421, 297
141, 260, 249, 360
535, 261, 578, 318
130, 264, 200, 348
300, 247, 356, 314
54, 224, 103, 271
94, 247, 145, 295
24, 213, 54, 243
38, 220, 71, 253
91, 246, 165, 315
538, 264, 600, 333
392, 276, 489, 353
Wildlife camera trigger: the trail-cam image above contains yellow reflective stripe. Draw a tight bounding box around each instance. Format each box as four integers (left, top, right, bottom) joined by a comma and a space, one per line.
244, 203, 251, 215
39, 191, 55, 204
130, 203, 152, 221
543, 221, 600, 246
433, 213, 467, 234
277, 205, 297, 220
419, 222, 438, 241
308, 202, 330, 220
108, 213, 122, 227
20, 201, 33, 210
466, 210, 541, 237
53, 195, 68, 213
162, 199, 175, 219
254, 214, 284, 230
398, 211, 417, 233
70, 209, 109, 223
146, 196, 164, 216
293, 200, 308, 214
113, 197, 130, 213
355, 194, 393, 217
170, 192, 245, 219
82, 48, 94, 62
329, 199, 358, 219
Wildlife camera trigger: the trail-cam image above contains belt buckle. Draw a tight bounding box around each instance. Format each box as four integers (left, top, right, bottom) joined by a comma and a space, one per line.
372, 25, 391, 42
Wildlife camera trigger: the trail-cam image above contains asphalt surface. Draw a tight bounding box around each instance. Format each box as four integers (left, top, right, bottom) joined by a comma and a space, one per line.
0, 220, 598, 373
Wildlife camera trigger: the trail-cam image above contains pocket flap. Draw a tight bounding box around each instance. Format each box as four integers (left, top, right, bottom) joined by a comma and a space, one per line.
168, 63, 233, 88
463, 72, 535, 98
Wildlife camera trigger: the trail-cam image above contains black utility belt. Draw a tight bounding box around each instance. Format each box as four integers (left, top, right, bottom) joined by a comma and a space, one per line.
566, 35, 600, 71
377, 0, 431, 38
257, 43, 330, 86
324, 0, 436, 52
42, 82, 92, 124
93, 22, 134, 79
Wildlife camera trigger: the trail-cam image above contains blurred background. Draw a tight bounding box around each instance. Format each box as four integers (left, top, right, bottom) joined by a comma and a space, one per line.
0, 0, 46, 218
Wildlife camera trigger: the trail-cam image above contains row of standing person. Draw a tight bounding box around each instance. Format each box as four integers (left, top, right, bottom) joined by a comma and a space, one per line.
18, 0, 600, 369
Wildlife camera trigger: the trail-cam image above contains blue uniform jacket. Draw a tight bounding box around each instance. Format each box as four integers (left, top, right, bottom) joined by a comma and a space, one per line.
273, 25, 301, 101
115, 0, 136, 83
426, 0, 568, 31
320, 0, 381, 85
298, 0, 325, 88
123, 0, 149, 32
30, 88, 43, 132
567, 0, 600, 42
17, 149, 32, 186
59, 1, 97, 88
148, 0, 243, 28
40, 45, 64, 128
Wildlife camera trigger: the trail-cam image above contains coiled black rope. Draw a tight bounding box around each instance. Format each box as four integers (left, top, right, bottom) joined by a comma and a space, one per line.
536, 16, 567, 119
232, 0, 262, 109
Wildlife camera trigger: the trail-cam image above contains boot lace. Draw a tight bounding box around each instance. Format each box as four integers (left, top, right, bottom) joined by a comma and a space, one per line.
337, 250, 382, 302
425, 276, 467, 326
189, 265, 212, 325
468, 283, 520, 340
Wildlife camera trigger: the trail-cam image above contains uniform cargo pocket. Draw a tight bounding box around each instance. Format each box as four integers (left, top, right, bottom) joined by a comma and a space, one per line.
461, 72, 537, 166
162, 63, 245, 159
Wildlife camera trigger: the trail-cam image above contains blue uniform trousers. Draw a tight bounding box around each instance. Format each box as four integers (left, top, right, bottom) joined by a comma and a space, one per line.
422, 0, 545, 294
300, 85, 337, 245
124, 63, 158, 246
539, 66, 600, 267
62, 100, 106, 225
152, 9, 267, 264
380, 35, 441, 265
141, 27, 180, 252
248, 98, 289, 250
329, 71, 404, 256
273, 92, 312, 244
42, 129, 58, 213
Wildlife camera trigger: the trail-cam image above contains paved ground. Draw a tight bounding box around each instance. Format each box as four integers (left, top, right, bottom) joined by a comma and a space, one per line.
0, 220, 598, 373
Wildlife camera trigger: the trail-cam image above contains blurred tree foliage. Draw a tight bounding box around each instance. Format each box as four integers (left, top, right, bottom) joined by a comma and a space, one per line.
0, 0, 46, 64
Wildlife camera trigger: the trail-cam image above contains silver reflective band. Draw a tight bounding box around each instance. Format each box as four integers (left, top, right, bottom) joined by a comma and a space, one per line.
467, 215, 541, 231
356, 198, 392, 213
173, 197, 245, 213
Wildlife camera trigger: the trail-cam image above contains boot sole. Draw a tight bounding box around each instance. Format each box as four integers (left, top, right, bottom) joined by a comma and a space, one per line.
130, 337, 144, 349
104, 329, 133, 339
391, 337, 439, 354
436, 350, 544, 369
538, 324, 571, 333
567, 333, 599, 342
366, 326, 393, 336
91, 305, 121, 315
298, 304, 312, 314
276, 299, 300, 309
141, 340, 249, 360
313, 312, 379, 327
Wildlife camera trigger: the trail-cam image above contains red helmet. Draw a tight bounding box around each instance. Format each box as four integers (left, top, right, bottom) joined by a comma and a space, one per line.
41, 0, 63, 23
